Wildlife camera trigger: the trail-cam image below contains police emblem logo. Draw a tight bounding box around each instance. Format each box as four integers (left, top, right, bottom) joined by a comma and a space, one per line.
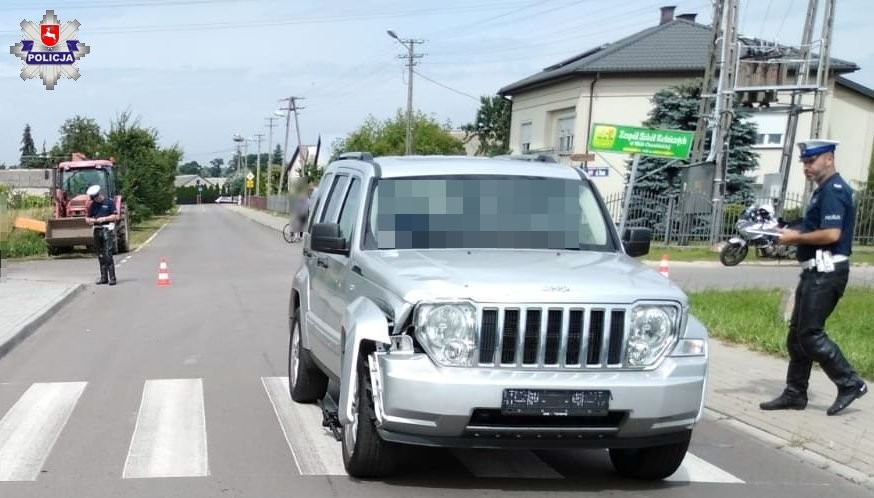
8, 10, 91, 90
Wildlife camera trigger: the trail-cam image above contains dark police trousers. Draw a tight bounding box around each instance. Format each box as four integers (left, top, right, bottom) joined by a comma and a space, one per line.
93, 225, 116, 284
785, 263, 858, 395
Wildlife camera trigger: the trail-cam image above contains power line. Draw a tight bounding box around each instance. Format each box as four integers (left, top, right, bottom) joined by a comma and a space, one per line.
775, 0, 797, 40
412, 70, 480, 101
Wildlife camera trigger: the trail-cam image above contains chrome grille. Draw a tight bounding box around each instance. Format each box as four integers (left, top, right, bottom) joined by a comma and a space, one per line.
478, 305, 628, 368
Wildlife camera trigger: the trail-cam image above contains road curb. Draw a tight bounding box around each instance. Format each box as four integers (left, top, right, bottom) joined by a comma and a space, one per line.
225, 206, 285, 233
704, 407, 874, 491
0, 283, 84, 360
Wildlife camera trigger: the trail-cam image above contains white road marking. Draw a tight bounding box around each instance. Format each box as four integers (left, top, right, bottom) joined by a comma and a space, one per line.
122, 379, 209, 478
0, 382, 87, 481
261, 377, 346, 476
451, 449, 563, 479
667, 452, 745, 483
134, 220, 170, 253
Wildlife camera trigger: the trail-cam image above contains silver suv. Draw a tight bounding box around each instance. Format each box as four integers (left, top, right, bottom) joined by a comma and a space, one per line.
288, 153, 709, 480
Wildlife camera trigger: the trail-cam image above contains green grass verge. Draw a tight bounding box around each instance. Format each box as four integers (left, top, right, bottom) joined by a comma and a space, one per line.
689, 288, 874, 380
129, 213, 177, 249
642, 244, 874, 265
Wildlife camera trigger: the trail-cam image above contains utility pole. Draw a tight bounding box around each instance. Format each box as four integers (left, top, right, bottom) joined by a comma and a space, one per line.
254, 133, 264, 196
708, 0, 739, 244
774, 0, 821, 215
277, 96, 305, 193
691, 0, 724, 164
265, 116, 279, 196
388, 30, 423, 155
802, 0, 836, 202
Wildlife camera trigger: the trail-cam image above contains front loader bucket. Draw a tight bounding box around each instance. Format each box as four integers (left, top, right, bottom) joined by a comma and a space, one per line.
45, 217, 93, 248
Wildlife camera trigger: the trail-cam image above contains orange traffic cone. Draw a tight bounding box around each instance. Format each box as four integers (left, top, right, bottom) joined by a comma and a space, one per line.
156, 257, 172, 286
658, 254, 670, 278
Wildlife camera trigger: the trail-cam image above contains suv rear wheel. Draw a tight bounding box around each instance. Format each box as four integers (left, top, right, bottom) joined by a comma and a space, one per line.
608, 432, 691, 480
288, 308, 328, 403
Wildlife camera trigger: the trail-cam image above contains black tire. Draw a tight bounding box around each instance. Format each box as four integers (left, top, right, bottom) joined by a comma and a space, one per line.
46, 244, 68, 256
609, 433, 691, 480
282, 223, 294, 243
288, 308, 328, 403
719, 242, 748, 266
342, 354, 401, 478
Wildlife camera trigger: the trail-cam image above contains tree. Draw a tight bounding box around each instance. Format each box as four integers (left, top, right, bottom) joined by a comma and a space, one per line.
625, 80, 759, 233
462, 95, 511, 156
50, 116, 105, 159
103, 111, 180, 222
208, 158, 224, 177
271, 145, 283, 166
19, 124, 37, 167
332, 109, 465, 158
178, 161, 202, 175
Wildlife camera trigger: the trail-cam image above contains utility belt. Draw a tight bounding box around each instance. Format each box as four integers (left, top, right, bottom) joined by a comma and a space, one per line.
800, 250, 848, 272
93, 222, 115, 231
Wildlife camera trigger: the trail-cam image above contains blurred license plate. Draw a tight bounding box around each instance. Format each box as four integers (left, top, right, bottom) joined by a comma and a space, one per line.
501, 389, 610, 416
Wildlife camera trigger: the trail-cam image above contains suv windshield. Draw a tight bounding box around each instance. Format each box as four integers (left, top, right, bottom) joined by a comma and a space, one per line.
364, 175, 615, 251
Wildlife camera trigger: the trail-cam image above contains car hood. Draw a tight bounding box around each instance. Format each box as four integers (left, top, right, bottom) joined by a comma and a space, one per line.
360, 249, 686, 305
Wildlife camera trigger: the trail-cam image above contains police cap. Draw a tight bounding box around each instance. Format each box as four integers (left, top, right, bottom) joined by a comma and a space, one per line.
798, 139, 839, 160
86, 185, 101, 198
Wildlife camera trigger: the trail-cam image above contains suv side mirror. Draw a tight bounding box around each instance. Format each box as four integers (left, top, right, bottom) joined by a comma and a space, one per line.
311, 222, 349, 255
622, 227, 652, 257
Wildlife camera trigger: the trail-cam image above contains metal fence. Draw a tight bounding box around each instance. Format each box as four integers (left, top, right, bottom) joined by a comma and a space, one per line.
602, 189, 874, 246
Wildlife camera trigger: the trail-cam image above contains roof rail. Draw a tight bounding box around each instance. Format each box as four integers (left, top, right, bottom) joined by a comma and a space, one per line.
337, 151, 374, 161
493, 154, 557, 163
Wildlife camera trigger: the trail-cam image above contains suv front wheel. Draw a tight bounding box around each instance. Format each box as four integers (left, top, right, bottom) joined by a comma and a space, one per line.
342, 355, 401, 478
608, 432, 691, 480
288, 308, 328, 403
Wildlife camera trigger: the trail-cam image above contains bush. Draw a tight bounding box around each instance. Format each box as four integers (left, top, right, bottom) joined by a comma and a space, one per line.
0, 228, 46, 258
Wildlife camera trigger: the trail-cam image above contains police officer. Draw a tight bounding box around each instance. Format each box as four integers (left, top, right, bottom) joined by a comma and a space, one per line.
760, 140, 867, 416
84, 185, 119, 286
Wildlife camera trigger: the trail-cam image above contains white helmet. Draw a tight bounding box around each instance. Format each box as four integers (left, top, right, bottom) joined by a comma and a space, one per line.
86, 185, 101, 198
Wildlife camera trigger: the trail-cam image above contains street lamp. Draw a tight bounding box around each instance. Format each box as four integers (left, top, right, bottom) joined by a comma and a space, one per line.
387, 29, 417, 156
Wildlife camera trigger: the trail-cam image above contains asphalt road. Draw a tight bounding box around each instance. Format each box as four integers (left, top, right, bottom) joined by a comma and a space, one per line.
0, 205, 870, 497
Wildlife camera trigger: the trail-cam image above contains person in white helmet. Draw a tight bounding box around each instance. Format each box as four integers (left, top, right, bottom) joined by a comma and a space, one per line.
84, 184, 120, 285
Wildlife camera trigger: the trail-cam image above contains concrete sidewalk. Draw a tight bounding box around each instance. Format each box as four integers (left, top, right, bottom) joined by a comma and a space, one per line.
0, 277, 83, 359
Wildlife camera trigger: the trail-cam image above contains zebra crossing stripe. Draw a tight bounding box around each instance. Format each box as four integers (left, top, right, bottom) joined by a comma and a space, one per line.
122, 379, 209, 479
667, 452, 745, 483
261, 377, 346, 476
451, 449, 563, 479
0, 382, 87, 481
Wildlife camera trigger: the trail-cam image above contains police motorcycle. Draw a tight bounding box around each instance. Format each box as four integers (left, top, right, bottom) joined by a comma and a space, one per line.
719, 203, 797, 266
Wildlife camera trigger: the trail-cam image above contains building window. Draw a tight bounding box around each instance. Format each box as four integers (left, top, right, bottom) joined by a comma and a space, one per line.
520, 122, 532, 153
750, 113, 787, 148
556, 116, 575, 154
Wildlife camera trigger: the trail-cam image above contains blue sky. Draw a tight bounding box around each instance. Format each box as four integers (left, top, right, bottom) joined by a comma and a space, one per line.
2, 0, 872, 167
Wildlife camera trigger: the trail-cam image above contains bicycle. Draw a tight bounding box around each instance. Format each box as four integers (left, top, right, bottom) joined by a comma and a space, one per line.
282, 223, 295, 243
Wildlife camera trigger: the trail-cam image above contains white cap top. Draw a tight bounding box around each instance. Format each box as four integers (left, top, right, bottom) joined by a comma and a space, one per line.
797, 139, 839, 159
86, 185, 101, 197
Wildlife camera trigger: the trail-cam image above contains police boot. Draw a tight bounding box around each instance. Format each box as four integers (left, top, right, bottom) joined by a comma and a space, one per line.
759, 390, 807, 411
819, 346, 867, 415
96, 264, 108, 285
107, 265, 117, 286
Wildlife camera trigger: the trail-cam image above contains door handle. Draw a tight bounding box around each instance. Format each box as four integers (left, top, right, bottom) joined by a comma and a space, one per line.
316, 257, 329, 269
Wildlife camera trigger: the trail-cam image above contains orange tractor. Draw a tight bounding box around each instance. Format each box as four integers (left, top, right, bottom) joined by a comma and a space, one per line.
45, 154, 130, 256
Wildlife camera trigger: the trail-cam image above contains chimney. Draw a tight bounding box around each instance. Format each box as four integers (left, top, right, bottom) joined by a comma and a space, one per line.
660, 5, 676, 24
677, 13, 697, 22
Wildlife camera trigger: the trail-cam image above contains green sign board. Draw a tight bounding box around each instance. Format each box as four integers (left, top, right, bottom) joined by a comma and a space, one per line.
589, 123, 694, 159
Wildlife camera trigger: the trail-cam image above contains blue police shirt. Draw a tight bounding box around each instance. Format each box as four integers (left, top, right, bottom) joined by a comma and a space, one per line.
87, 197, 117, 225
796, 173, 855, 261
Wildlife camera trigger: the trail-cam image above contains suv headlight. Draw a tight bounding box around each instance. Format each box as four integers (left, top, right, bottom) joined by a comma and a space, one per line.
415, 302, 478, 367
625, 305, 680, 367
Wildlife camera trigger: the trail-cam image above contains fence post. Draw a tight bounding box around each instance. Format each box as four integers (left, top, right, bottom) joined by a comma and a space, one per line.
664, 198, 674, 246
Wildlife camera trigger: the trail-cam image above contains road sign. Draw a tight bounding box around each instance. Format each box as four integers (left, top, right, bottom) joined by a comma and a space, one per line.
246, 179, 254, 189
589, 123, 694, 159
570, 153, 596, 162
584, 166, 609, 177
246, 172, 255, 180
